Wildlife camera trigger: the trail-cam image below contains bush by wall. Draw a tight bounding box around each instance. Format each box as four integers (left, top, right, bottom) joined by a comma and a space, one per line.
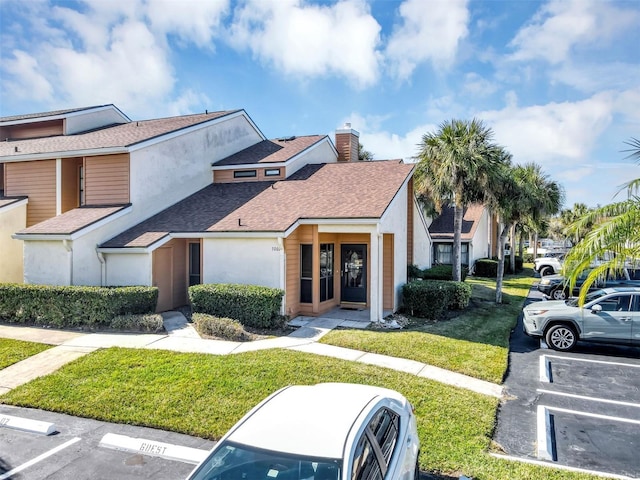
189, 283, 284, 329
473, 258, 498, 278
422, 264, 468, 281
407, 264, 423, 281
109, 313, 164, 332
193, 313, 250, 341
0, 284, 158, 328
402, 281, 451, 320
448, 281, 472, 310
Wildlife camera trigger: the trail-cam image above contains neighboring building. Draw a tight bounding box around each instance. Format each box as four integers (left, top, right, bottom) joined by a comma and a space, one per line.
1, 106, 432, 322
427, 204, 494, 267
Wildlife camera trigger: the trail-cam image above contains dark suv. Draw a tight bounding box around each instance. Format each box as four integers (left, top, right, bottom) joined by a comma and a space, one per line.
537, 267, 640, 300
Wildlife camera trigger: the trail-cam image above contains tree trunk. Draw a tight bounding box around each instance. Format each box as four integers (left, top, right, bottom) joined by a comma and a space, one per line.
495, 223, 511, 304
533, 232, 539, 258
510, 223, 516, 274
453, 202, 463, 282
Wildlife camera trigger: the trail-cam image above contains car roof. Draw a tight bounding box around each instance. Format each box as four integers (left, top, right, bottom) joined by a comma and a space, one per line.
599, 286, 640, 294
226, 383, 407, 459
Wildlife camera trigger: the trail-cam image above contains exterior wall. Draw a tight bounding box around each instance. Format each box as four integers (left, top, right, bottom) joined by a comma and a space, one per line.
23, 241, 71, 285
5, 160, 56, 226
105, 253, 152, 286
412, 198, 431, 269
0, 120, 64, 140
203, 237, 282, 289
61, 157, 82, 212
151, 238, 187, 311
65, 108, 128, 135
0, 200, 27, 282
285, 141, 337, 178
130, 115, 262, 220
383, 234, 394, 310
85, 154, 130, 205
380, 184, 409, 312
335, 130, 359, 162
213, 167, 285, 183
471, 207, 490, 264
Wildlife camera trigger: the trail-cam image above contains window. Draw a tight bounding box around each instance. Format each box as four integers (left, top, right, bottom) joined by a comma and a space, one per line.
369, 408, 400, 465
351, 435, 383, 480
189, 242, 201, 286
434, 243, 469, 265
300, 245, 312, 303
320, 244, 334, 302
351, 408, 400, 480
265, 168, 281, 177
233, 169, 257, 178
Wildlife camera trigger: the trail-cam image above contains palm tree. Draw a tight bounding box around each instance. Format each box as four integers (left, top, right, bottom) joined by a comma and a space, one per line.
492, 162, 564, 303
564, 138, 640, 303
415, 119, 504, 281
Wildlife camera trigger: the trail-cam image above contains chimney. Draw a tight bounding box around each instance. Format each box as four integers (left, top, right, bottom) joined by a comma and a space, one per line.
335, 122, 360, 162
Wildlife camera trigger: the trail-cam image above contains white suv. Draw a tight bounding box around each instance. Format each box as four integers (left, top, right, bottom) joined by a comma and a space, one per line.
534, 254, 564, 277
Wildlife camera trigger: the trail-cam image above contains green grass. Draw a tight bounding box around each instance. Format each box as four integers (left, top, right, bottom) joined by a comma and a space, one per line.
0, 347, 598, 479
320, 272, 536, 383
0, 338, 51, 369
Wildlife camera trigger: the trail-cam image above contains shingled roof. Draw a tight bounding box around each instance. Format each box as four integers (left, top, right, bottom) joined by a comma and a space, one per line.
0, 110, 240, 158
213, 136, 327, 166
101, 160, 414, 249
428, 204, 485, 241
16, 205, 130, 236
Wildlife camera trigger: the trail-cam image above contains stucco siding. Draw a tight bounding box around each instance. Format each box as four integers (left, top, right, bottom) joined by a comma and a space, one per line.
412, 198, 431, 269
105, 253, 152, 286
0, 200, 26, 282
471, 207, 490, 264
203, 237, 282, 289
380, 184, 408, 311
285, 141, 337, 177
23, 241, 71, 285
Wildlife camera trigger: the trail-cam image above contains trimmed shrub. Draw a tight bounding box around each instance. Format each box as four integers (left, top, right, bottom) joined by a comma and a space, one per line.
189, 283, 284, 329
473, 258, 498, 278
110, 313, 164, 332
448, 281, 472, 310
0, 284, 158, 328
422, 264, 468, 281
193, 313, 250, 341
402, 281, 451, 320
407, 264, 423, 281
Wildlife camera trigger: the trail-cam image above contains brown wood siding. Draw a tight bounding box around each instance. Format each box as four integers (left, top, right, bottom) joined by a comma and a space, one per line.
172, 239, 188, 308
407, 178, 414, 264
0, 163, 4, 194
84, 154, 130, 205
152, 239, 188, 311
0, 120, 64, 141
213, 167, 285, 184
5, 160, 56, 226
383, 234, 394, 310
61, 157, 83, 213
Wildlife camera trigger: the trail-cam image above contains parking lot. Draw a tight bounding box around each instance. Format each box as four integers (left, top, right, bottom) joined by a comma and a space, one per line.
494, 289, 640, 479
0, 405, 215, 480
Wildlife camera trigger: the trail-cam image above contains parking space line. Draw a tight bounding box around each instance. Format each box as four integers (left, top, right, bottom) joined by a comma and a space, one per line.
536, 406, 555, 461
544, 405, 640, 425
544, 354, 640, 368
539, 355, 552, 382
99, 433, 209, 464
0, 437, 81, 480
537, 388, 640, 408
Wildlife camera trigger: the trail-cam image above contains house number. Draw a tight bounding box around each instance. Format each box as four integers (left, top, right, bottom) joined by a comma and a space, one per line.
139, 442, 167, 455
272, 246, 283, 252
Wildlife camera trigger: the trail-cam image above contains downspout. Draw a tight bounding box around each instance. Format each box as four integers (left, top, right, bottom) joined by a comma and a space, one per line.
62, 239, 73, 285
96, 248, 106, 286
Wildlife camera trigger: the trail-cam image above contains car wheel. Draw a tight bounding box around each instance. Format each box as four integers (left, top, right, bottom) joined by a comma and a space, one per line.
540, 266, 553, 277
545, 324, 577, 351
551, 288, 566, 300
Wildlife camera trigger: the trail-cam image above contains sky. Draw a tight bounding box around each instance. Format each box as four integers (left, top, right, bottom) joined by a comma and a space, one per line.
1, 0, 639, 210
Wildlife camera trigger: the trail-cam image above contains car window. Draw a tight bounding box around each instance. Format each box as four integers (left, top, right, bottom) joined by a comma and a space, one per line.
632, 295, 640, 312
628, 269, 640, 281
351, 435, 383, 480
369, 408, 400, 465
351, 408, 400, 480
596, 295, 631, 312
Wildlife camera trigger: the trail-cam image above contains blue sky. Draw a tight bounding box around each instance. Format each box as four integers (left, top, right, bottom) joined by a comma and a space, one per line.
1, 0, 639, 209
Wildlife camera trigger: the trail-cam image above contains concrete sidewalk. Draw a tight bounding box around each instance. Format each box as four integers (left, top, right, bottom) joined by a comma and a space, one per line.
0, 314, 503, 398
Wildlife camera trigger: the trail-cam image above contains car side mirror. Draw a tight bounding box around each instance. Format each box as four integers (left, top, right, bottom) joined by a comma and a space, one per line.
591, 304, 602, 313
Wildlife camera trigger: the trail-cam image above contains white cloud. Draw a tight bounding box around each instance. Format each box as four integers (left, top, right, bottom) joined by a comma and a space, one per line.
509, 0, 639, 65
462, 72, 497, 97
3, 50, 53, 102
480, 93, 614, 168
385, 0, 469, 80
228, 0, 382, 88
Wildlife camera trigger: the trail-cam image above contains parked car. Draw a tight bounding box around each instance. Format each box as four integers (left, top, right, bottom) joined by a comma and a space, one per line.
538, 267, 640, 300
186, 383, 420, 480
523, 287, 640, 351
533, 254, 564, 277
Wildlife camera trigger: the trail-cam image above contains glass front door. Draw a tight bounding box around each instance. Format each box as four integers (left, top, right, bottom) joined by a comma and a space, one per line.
341, 244, 367, 303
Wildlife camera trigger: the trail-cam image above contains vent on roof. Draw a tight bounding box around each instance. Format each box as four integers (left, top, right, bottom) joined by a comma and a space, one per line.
277, 136, 296, 142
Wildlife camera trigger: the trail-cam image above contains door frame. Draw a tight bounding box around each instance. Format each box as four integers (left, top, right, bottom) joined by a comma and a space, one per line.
340, 244, 367, 305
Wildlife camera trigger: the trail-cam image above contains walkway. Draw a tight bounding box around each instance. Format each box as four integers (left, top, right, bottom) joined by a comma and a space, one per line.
0, 312, 503, 398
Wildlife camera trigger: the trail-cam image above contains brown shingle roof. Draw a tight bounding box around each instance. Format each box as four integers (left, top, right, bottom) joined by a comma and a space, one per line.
101, 160, 414, 248
0, 110, 239, 158
16, 205, 130, 235
428, 204, 485, 241
213, 136, 327, 166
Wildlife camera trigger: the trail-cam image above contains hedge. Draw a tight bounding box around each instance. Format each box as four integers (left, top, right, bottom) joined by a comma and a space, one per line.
189, 283, 284, 329
402, 280, 471, 320
473, 256, 524, 277
422, 264, 468, 281
0, 284, 158, 328
193, 313, 250, 341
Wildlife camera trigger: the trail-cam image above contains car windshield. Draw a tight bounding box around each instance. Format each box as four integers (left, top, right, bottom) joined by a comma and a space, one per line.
566, 289, 608, 307
189, 441, 342, 480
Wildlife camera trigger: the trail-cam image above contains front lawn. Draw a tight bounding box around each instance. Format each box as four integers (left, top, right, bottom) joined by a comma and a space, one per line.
0, 338, 51, 369
321, 273, 535, 383
0, 347, 596, 479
